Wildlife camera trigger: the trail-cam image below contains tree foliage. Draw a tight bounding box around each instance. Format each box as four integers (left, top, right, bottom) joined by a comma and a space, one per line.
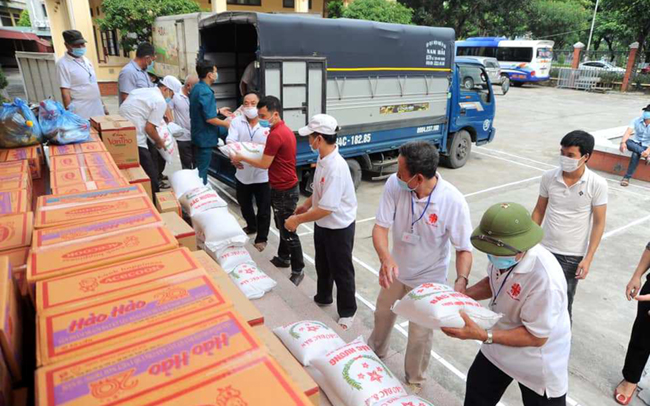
600, 0, 650, 63
17, 9, 31, 27
330, 0, 414, 25
97, 0, 201, 52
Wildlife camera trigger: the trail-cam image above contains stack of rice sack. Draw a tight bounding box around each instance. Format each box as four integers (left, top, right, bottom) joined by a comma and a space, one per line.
170, 169, 276, 300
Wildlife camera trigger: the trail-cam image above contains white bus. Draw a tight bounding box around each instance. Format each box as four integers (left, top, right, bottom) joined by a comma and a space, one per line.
456, 37, 554, 86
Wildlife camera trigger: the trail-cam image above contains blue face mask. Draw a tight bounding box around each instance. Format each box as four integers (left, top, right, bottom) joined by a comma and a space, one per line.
259, 119, 270, 128
147, 60, 155, 70
397, 174, 416, 191
487, 254, 520, 270
643, 111, 650, 121
71, 47, 86, 58
165, 97, 172, 104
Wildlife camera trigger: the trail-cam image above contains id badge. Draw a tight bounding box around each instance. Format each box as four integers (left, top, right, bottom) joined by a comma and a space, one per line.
401, 232, 420, 245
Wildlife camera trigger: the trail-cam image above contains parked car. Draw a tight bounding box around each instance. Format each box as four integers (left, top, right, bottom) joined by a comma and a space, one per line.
579, 61, 626, 73
463, 56, 510, 95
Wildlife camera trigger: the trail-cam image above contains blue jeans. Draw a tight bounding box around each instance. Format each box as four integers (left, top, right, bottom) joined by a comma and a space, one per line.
624, 139, 648, 179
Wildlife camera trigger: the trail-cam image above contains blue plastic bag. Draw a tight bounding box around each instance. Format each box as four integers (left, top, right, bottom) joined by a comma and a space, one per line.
0, 98, 43, 148
38, 99, 90, 145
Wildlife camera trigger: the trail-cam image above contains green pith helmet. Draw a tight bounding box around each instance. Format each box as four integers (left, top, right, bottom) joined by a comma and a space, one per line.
471, 202, 544, 256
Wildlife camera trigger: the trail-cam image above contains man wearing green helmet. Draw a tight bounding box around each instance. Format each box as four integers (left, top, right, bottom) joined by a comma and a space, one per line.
442, 202, 571, 406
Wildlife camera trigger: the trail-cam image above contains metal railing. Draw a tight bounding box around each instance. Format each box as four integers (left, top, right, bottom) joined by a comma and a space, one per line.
556, 68, 601, 91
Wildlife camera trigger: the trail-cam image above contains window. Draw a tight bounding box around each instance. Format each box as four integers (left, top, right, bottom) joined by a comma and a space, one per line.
0, 11, 13, 26
101, 29, 120, 57
227, 0, 261, 5
496, 47, 533, 63
537, 48, 552, 60
457, 47, 497, 58
42, 4, 47, 17
283, 0, 312, 8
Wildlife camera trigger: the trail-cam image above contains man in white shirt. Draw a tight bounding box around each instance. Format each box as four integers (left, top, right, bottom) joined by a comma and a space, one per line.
369, 141, 473, 391
532, 130, 607, 320
119, 76, 182, 196
285, 114, 358, 330
442, 202, 571, 406
56, 30, 107, 119
226, 92, 271, 252
170, 74, 199, 170
239, 61, 259, 96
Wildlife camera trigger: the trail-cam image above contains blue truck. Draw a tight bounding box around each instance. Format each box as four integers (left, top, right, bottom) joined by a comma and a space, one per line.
200, 12, 496, 192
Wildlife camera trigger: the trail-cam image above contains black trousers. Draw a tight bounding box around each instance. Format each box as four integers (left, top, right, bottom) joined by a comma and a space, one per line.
314, 223, 357, 318
177, 140, 194, 170
270, 185, 304, 274
140, 143, 160, 195
236, 179, 271, 244
552, 253, 583, 321
622, 277, 650, 384
465, 351, 566, 406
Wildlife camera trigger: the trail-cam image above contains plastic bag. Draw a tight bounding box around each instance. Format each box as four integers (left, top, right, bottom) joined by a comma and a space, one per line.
0, 98, 43, 148
156, 124, 177, 164
38, 99, 90, 145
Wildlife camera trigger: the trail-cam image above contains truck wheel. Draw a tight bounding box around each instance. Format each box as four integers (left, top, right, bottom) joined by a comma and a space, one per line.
463, 76, 474, 90
441, 130, 472, 169
300, 171, 313, 197
501, 76, 510, 95
346, 159, 362, 190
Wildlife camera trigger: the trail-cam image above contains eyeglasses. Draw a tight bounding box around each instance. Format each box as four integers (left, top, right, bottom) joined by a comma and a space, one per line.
471, 234, 521, 254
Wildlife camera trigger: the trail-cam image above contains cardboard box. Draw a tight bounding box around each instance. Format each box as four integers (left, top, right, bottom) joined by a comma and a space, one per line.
32, 209, 163, 252
0, 160, 30, 176
48, 142, 106, 157
0, 353, 11, 406
0, 212, 32, 251
4, 145, 42, 179
37, 270, 233, 365
0, 172, 30, 191
0, 247, 29, 269
36, 247, 202, 313
0, 189, 31, 216
34, 195, 157, 229
120, 165, 152, 201
36, 184, 147, 211
90, 114, 128, 131
35, 310, 269, 406
0, 257, 22, 381
155, 191, 181, 217
160, 212, 196, 251
254, 325, 320, 405
50, 179, 130, 196
49, 152, 116, 172
49, 165, 123, 189
192, 250, 264, 326
27, 226, 178, 285
95, 116, 139, 168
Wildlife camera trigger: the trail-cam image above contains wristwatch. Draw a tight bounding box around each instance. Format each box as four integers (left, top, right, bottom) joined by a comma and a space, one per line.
484, 330, 493, 344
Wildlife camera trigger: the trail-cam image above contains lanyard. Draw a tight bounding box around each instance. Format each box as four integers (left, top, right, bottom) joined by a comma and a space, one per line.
246, 124, 260, 142
410, 189, 433, 232
73, 58, 93, 80
490, 267, 514, 307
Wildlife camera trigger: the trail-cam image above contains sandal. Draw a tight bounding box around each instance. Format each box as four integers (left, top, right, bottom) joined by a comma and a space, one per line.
614, 380, 637, 405
620, 178, 630, 187
338, 314, 356, 330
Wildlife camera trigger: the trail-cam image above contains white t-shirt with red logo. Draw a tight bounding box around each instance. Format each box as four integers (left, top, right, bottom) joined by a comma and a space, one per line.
481, 244, 571, 398
312, 146, 357, 229
375, 173, 473, 287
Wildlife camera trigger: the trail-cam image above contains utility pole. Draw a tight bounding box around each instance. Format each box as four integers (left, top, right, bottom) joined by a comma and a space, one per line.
586, 0, 600, 60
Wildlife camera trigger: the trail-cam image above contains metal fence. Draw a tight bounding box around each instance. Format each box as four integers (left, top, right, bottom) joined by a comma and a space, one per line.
553, 49, 647, 69
14, 51, 62, 104
556, 68, 602, 91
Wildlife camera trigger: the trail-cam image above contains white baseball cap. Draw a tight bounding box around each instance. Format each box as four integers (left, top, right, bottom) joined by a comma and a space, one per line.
298, 114, 339, 136
160, 75, 182, 95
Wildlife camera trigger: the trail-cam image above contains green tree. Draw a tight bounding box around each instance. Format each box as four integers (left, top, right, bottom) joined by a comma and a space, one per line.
327, 0, 345, 18
17, 9, 31, 27
338, 0, 413, 25
601, 0, 650, 69
97, 0, 201, 53
526, 0, 590, 49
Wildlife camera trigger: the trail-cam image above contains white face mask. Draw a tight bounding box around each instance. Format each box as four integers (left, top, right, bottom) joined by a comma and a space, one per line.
559, 155, 584, 173
243, 107, 258, 119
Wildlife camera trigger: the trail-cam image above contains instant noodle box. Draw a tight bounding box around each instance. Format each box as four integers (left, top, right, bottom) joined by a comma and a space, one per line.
0, 352, 11, 406
48, 142, 106, 157
160, 212, 196, 251
0, 212, 33, 252
155, 191, 181, 217
1, 247, 29, 269
120, 166, 152, 200
92, 115, 139, 168
36, 247, 202, 313
49, 179, 130, 196
0, 172, 31, 192
0, 189, 31, 216
32, 208, 163, 252
0, 161, 30, 176
49, 165, 123, 189
36, 270, 234, 365
27, 226, 178, 288
3, 145, 42, 179
34, 195, 156, 229
48, 152, 116, 172
35, 310, 270, 406
36, 184, 147, 211
0, 257, 23, 381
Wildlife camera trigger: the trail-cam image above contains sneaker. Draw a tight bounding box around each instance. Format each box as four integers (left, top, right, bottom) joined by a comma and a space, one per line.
242, 226, 257, 235
289, 272, 304, 286
159, 180, 171, 189
270, 256, 290, 268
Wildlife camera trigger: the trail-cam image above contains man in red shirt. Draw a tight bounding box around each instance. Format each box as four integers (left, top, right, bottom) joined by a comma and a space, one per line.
231, 96, 305, 285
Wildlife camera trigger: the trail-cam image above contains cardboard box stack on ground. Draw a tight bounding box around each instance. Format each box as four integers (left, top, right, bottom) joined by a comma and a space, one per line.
120, 165, 152, 201
91, 115, 139, 169
0, 161, 32, 216
0, 257, 23, 382
160, 212, 196, 251
48, 141, 106, 157
2, 145, 43, 180
155, 190, 182, 216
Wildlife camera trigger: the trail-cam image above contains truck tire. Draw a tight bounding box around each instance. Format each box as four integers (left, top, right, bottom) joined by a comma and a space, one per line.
501, 75, 510, 95
346, 159, 362, 190
441, 130, 472, 169
300, 171, 314, 197
463, 76, 474, 90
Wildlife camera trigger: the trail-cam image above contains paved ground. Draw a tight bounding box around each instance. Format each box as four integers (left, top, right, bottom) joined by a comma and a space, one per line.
207, 85, 650, 406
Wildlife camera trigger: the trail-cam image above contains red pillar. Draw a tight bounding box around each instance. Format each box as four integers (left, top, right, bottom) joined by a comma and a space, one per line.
571, 42, 584, 69
622, 42, 640, 93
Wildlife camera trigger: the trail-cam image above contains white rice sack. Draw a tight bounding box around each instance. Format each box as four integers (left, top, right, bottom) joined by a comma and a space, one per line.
179, 186, 227, 217
228, 262, 276, 300
306, 366, 346, 406
392, 283, 501, 330
170, 169, 204, 198
371, 395, 436, 406
192, 208, 248, 252
167, 122, 185, 139
273, 320, 346, 367
311, 337, 407, 406
219, 141, 265, 160
215, 245, 254, 272
156, 124, 177, 164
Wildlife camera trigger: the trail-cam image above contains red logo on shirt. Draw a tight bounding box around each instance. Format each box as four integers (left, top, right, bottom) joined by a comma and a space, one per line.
320, 176, 325, 184
427, 213, 438, 226
508, 283, 522, 300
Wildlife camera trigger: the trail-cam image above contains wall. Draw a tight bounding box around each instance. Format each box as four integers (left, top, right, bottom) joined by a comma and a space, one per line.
88, 0, 130, 84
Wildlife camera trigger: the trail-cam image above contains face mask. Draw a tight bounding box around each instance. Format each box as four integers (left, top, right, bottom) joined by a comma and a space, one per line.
643, 111, 650, 121
71, 47, 86, 58
309, 136, 320, 153
243, 107, 258, 119
259, 119, 270, 128
487, 254, 520, 270
165, 97, 172, 104
397, 174, 417, 191
559, 155, 583, 173
147, 59, 155, 70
